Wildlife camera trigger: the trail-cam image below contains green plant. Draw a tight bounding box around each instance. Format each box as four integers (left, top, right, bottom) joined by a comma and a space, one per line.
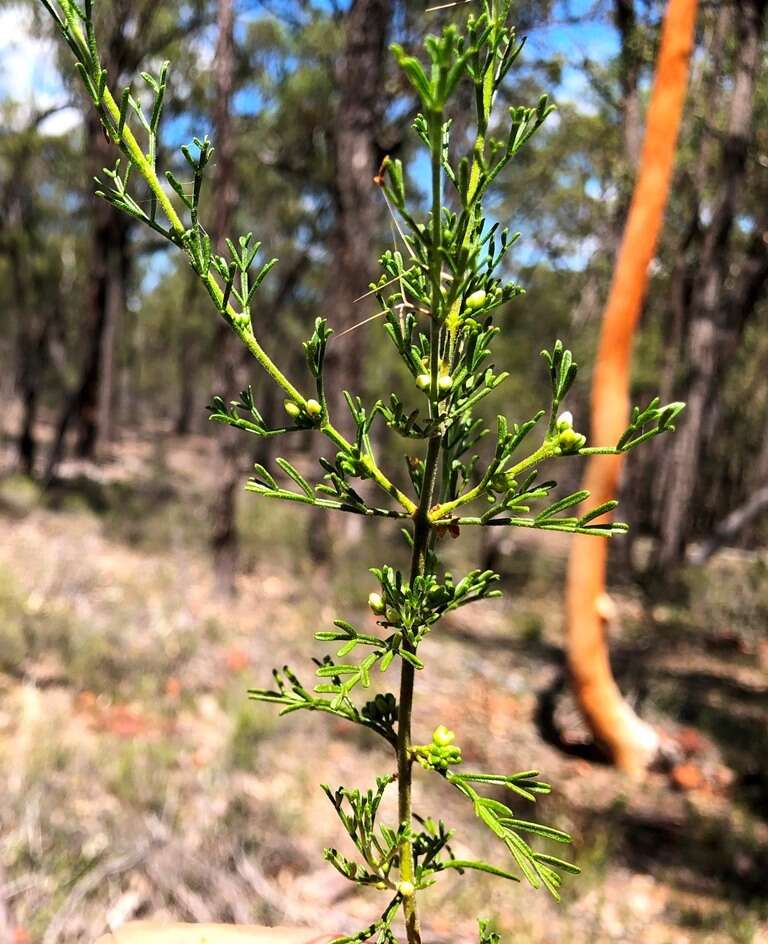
39, 1, 683, 940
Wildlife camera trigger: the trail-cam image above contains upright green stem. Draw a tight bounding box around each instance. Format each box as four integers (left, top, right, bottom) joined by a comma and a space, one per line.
397, 433, 439, 944
396, 105, 445, 944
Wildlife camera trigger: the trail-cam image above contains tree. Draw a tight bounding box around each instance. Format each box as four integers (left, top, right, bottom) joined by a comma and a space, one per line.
209, 0, 246, 595
653, 0, 768, 566
43, 0, 208, 478
322, 0, 393, 422
0, 108, 67, 475
565, 0, 698, 774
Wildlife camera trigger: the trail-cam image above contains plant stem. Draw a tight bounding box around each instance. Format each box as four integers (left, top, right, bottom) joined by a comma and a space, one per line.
396, 104, 446, 944
430, 440, 558, 521
397, 433, 440, 944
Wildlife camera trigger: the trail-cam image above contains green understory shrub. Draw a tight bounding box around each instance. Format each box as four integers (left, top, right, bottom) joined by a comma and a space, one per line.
39, 1, 682, 940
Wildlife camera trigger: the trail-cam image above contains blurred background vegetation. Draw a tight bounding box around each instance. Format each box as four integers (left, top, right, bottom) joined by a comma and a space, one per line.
0, 1, 766, 941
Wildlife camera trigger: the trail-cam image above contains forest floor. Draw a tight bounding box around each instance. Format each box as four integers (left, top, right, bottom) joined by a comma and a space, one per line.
0, 430, 767, 944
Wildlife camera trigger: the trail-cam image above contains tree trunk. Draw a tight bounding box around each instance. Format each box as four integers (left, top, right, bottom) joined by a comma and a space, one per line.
307, 0, 393, 560
10, 235, 41, 476
73, 114, 131, 459
209, 0, 244, 597
615, 0, 643, 171
175, 273, 204, 436
654, 0, 768, 567
43, 115, 131, 478
323, 0, 392, 424
565, 0, 698, 775
0, 116, 57, 478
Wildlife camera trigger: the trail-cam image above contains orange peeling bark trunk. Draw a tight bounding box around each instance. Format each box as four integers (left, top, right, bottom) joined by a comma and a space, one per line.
565, 0, 698, 776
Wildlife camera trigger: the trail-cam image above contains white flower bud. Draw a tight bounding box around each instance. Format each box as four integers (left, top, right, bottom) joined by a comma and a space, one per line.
465, 289, 487, 310
368, 592, 385, 615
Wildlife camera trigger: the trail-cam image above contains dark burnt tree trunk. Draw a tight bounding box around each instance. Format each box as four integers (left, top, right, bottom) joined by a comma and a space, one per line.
654, 0, 768, 567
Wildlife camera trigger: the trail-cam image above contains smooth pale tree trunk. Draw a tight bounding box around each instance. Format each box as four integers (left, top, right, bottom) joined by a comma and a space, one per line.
565, 0, 698, 776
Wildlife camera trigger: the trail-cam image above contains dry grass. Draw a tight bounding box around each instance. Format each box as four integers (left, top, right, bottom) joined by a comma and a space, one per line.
0, 434, 767, 943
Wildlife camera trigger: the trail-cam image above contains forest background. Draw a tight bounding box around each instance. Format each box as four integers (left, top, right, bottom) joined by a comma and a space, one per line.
0, 1, 767, 942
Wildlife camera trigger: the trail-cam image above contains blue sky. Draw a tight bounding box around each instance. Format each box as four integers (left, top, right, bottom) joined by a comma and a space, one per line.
0, 0, 622, 279
0, 0, 620, 120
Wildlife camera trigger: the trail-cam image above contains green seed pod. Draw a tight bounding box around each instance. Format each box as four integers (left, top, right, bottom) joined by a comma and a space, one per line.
465, 289, 487, 310
284, 400, 300, 418
305, 398, 322, 417
385, 606, 399, 624
368, 592, 385, 615
416, 373, 431, 390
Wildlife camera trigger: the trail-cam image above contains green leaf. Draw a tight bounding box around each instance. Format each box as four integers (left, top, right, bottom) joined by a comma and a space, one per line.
275, 457, 314, 498
535, 490, 589, 523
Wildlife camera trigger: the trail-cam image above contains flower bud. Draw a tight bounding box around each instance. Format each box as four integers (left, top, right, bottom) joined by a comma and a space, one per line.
368, 592, 385, 615
437, 374, 453, 393
284, 400, 300, 418
558, 427, 586, 453
490, 472, 511, 493
397, 881, 415, 897
428, 584, 450, 606
465, 289, 487, 310
305, 398, 322, 417
432, 724, 455, 747
416, 373, 431, 390
385, 606, 399, 624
